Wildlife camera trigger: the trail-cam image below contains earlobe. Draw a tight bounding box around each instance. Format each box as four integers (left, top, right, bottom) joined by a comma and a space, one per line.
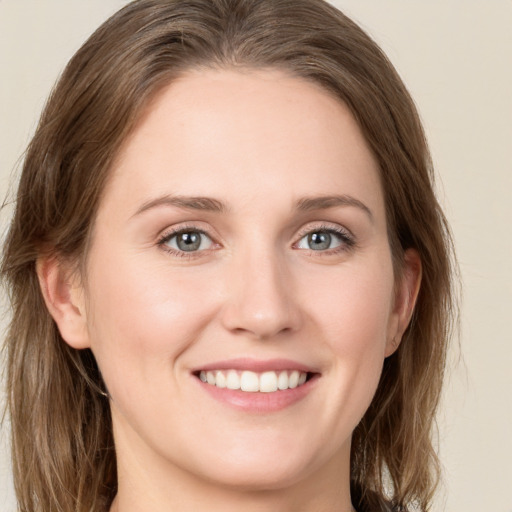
385, 248, 422, 357
36, 256, 91, 349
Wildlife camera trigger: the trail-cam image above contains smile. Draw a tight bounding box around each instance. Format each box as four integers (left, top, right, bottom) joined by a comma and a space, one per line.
192, 358, 320, 412
198, 369, 308, 393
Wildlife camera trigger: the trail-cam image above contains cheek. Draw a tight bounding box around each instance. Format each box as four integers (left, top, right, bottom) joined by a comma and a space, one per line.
83, 250, 220, 386
308, 260, 394, 350
305, 259, 395, 414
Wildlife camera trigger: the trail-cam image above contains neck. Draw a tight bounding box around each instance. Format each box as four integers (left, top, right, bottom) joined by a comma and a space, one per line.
110, 490, 356, 512
110, 488, 356, 512
111, 436, 355, 512
109, 408, 355, 512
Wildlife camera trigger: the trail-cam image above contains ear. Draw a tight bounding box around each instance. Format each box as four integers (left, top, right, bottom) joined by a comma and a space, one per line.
36, 256, 91, 349
385, 248, 422, 357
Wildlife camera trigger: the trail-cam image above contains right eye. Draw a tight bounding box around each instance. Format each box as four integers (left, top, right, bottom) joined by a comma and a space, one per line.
159, 229, 214, 254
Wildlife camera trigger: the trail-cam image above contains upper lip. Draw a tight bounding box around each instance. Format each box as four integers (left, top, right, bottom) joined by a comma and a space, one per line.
191, 358, 319, 374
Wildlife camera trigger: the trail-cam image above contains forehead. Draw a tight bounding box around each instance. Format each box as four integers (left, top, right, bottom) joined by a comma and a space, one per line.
104, 68, 384, 221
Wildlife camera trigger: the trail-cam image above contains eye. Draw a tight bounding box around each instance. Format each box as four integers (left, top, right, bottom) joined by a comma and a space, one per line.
295, 227, 353, 252
160, 229, 214, 253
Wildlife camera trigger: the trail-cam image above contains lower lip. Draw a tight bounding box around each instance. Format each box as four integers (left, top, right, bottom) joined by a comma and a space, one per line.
194, 374, 319, 413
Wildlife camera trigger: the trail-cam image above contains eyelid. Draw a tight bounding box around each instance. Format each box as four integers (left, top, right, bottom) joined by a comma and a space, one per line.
292, 222, 356, 253
156, 223, 221, 258
295, 221, 354, 239
155, 220, 356, 259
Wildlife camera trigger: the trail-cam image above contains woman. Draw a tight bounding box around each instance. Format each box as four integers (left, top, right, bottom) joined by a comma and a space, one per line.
1, 1, 456, 511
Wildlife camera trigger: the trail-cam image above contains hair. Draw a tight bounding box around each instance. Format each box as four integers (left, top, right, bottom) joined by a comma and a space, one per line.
1, 1, 457, 511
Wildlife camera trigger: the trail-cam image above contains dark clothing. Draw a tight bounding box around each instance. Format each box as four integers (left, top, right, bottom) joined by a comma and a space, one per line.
352, 483, 399, 512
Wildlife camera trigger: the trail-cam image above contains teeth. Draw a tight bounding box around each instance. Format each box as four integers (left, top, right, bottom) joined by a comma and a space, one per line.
198, 369, 309, 392
215, 370, 227, 388
289, 370, 299, 389
226, 370, 241, 390
259, 371, 278, 393
277, 371, 289, 390
240, 371, 259, 392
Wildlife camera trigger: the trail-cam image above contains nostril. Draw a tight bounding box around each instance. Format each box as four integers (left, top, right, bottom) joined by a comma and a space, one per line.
219, 270, 302, 339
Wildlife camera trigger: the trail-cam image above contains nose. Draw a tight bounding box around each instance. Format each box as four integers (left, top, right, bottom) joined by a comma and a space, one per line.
220, 250, 302, 340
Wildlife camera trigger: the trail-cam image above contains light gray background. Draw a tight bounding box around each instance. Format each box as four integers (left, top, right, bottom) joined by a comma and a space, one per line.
1, 1, 511, 511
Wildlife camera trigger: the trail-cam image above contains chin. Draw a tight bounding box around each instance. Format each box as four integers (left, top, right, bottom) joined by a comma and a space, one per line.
181, 435, 337, 493
200, 461, 312, 492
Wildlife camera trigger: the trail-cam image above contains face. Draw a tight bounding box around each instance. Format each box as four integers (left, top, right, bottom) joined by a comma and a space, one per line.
69, 69, 415, 492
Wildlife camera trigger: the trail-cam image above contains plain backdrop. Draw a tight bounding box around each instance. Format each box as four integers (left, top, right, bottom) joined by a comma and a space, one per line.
1, 1, 511, 511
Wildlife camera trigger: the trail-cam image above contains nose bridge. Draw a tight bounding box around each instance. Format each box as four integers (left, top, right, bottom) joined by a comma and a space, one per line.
220, 241, 301, 339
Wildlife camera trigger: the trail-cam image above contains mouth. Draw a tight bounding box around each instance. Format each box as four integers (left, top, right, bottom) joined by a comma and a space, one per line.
194, 369, 314, 393
191, 358, 320, 411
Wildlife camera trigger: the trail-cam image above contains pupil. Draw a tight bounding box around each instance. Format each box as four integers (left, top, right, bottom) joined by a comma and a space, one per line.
177, 232, 201, 251
308, 231, 331, 250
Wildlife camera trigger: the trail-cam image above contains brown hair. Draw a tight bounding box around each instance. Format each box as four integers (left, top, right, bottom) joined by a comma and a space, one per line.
1, 1, 457, 511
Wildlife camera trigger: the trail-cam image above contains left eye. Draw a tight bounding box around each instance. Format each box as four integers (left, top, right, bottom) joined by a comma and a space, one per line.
162, 230, 214, 252
296, 230, 346, 251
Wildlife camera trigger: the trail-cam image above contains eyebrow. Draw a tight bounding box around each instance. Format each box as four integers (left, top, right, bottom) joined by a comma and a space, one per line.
295, 195, 373, 221
133, 195, 227, 217
133, 193, 373, 221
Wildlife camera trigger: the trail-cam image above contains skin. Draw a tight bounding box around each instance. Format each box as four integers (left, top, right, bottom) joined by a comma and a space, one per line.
39, 68, 421, 512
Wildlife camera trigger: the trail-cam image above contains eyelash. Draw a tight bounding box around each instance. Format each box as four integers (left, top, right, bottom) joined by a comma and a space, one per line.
294, 224, 356, 255
157, 224, 214, 259
157, 223, 356, 259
